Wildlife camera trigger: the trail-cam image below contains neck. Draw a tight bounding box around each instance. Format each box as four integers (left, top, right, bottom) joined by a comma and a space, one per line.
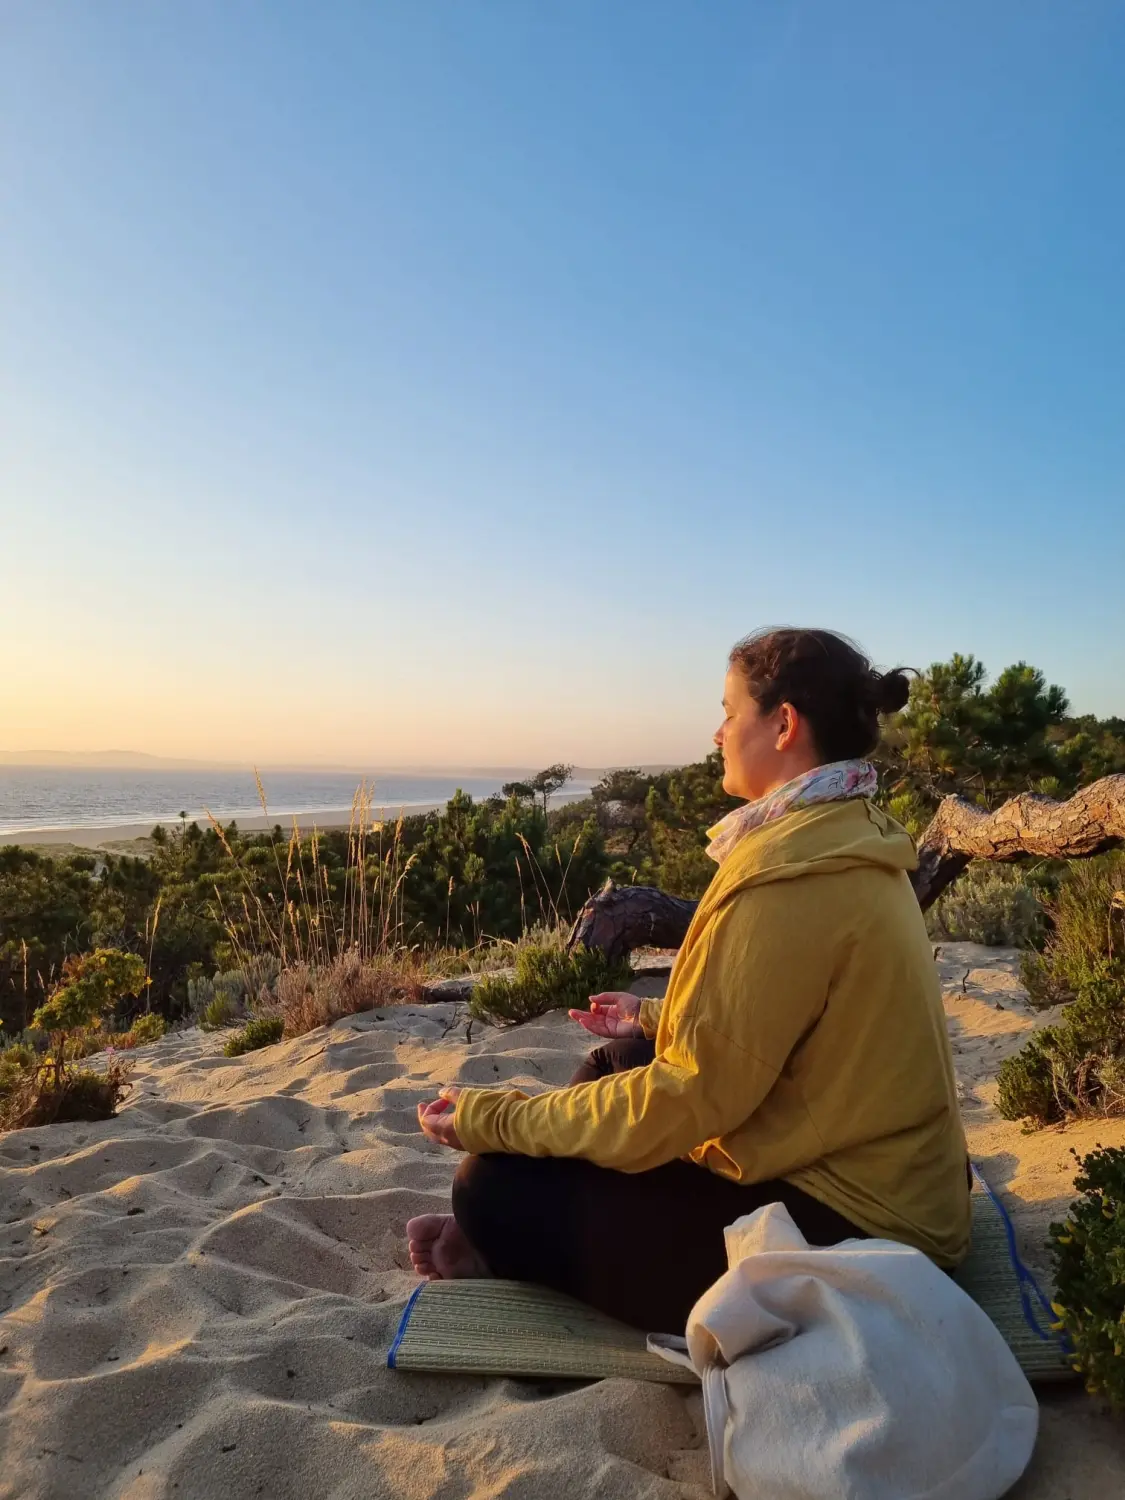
748, 758, 824, 803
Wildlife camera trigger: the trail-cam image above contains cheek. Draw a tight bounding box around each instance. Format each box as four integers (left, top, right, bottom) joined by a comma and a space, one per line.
726, 723, 750, 761
733, 721, 767, 764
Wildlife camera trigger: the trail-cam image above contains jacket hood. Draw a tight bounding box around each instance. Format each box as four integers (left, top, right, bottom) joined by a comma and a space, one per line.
706, 798, 918, 907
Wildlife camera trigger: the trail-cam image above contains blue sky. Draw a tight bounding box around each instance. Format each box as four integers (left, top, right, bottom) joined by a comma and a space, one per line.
2, 2, 1123, 767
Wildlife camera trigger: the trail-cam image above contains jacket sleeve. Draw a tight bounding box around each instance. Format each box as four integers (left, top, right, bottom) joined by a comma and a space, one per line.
638, 996, 664, 1038
454, 885, 830, 1173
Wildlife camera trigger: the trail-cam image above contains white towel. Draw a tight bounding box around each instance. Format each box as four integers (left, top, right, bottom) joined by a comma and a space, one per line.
649, 1203, 1038, 1500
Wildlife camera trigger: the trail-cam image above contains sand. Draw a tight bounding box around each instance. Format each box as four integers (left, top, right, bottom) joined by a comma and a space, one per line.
1, 945, 1124, 1499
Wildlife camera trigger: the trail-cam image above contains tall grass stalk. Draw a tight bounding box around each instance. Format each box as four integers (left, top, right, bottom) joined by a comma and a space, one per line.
206, 780, 420, 1025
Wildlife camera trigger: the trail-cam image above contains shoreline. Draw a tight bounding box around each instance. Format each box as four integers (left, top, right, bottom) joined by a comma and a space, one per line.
1, 789, 594, 852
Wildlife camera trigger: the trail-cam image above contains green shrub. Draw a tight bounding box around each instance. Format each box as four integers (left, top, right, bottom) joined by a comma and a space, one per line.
1022, 853, 1125, 1007
32, 949, 147, 1034
1, 1042, 37, 1072
469, 943, 632, 1026
200, 995, 236, 1031
187, 975, 216, 1014
0, 950, 147, 1130
0, 1045, 36, 1111
996, 856, 1125, 1126
997, 978, 1125, 1125
237, 957, 280, 1006
0, 1054, 133, 1130
996, 1039, 1059, 1124
223, 1015, 285, 1057
883, 789, 932, 840
128, 1013, 166, 1045
927, 863, 1045, 947
1049, 1144, 1125, 1407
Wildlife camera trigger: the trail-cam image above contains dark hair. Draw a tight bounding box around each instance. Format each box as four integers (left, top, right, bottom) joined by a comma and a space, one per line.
728, 627, 911, 762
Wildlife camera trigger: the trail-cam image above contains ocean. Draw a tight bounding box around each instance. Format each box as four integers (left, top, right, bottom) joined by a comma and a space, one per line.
0, 767, 589, 837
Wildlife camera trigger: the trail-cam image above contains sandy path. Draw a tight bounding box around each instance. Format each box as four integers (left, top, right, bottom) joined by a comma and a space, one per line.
0, 944, 1123, 1497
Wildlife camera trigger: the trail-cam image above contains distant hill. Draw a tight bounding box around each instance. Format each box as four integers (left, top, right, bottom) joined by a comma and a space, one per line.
0, 750, 237, 770
0, 753, 685, 777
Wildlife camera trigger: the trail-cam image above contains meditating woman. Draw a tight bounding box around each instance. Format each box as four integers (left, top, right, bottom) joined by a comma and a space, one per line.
407, 627, 971, 1332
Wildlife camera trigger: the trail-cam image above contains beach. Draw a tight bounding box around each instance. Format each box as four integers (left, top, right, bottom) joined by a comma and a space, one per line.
5, 790, 595, 853
6, 807, 443, 851
1, 943, 1124, 1498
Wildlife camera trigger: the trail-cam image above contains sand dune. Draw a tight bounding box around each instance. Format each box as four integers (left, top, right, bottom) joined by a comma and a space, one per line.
1, 947, 1124, 1498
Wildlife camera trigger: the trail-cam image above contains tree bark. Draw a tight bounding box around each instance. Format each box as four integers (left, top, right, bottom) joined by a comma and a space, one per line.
910, 772, 1125, 908
565, 880, 699, 965
567, 775, 1125, 960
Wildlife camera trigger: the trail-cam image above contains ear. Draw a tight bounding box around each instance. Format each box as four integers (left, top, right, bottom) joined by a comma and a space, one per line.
775, 703, 801, 751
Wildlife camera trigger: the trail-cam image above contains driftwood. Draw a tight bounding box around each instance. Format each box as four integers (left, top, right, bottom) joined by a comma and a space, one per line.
566, 881, 699, 966
567, 775, 1125, 962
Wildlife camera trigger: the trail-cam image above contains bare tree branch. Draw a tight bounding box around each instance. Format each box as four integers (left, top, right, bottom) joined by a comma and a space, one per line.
911, 773, 1125, 907
567, 776, 1125, 959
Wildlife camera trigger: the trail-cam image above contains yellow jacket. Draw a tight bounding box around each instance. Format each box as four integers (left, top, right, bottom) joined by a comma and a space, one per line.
455, 799, 971, 1267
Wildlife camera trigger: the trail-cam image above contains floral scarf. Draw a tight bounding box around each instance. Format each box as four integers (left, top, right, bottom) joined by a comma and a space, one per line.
705, 759, 879, 866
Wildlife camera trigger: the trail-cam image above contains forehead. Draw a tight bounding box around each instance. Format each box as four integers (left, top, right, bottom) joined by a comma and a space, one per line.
723, 666, 751, 702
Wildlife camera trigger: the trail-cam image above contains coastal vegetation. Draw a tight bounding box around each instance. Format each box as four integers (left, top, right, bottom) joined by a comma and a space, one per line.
1, 652, 1124, 1401
1, 652, 1123, 1123
1050, 1144, 1125, 1407
996, 853, 1125, 1126
223, 1014, 285, 1057
469, 938, 631, 1027
0, 948, 145, 1129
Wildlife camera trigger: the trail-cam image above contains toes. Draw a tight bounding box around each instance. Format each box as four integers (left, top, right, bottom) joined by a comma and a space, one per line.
407, 1214, 453, 1280
406, 1213, 446, 1242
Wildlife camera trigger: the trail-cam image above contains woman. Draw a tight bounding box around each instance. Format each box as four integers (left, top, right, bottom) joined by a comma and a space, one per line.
407, 628, 971, 1332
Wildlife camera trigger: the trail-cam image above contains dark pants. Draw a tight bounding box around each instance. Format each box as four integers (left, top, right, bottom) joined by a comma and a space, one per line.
451, 1036, 869, 1331
568, 1034, 659, 1084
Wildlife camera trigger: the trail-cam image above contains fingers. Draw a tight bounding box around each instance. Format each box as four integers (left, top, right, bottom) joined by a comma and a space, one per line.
587, 993, 640, 1021
568, 1011, 611, 1037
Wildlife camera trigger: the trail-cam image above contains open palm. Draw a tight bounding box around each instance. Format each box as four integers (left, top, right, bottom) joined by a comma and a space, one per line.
567, 991, 644, 1039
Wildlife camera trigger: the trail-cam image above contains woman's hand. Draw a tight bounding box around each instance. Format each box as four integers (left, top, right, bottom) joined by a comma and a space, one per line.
417, 1086, 464, 1150
568, 991, 645, 1039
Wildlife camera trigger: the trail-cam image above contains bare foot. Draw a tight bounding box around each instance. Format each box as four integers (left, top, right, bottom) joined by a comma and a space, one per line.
407, 1213, 491, 1280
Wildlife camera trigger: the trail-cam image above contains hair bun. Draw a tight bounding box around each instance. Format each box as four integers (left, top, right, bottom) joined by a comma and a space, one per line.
873, 668, 911, 715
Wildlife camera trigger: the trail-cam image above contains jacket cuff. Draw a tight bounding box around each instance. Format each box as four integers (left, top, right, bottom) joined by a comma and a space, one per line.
454, 1086, 516, 1156
638, 997, 664, 1039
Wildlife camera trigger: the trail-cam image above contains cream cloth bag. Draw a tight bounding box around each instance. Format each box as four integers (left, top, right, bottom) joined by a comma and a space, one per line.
649, 1204, 1038, 1500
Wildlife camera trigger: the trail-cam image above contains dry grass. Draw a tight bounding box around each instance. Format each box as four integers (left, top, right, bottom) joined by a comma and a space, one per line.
203, 778, 586, 1045
276, 951, 425, 1038
200, 778, 432, 1041
207, 778, 417, 976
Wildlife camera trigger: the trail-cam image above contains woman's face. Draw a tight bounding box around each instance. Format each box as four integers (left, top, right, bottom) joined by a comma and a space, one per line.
714, 667, 810, 801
